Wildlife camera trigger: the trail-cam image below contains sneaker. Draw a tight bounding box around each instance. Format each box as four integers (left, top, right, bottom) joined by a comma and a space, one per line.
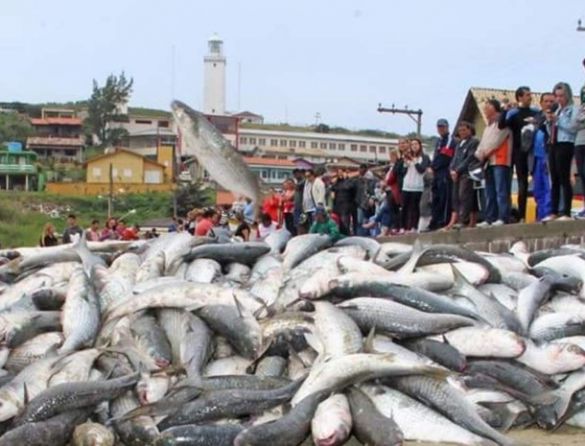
491, 220, 505, 226
557, 215, 573, 222
476, 221, 491, 228
575, 209, 585, 220
542, 215, 557, 222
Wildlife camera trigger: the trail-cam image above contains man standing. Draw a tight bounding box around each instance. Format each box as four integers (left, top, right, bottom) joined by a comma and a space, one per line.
292, 169, 305, 232
354, 164, 375, 236
575, 60, 585, 219
302, 169, 325, 228
62, 214, 83, 244
498, 86, 539, 222
532, 93, 555, 221
429, 118, 456, 230
475, 99, 513, 227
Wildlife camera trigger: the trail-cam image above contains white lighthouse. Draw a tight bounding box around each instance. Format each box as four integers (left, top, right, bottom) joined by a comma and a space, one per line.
203, 33, 226, 115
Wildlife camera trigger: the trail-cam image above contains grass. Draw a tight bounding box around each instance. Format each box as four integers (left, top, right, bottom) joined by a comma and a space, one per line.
0, 191, 174, 248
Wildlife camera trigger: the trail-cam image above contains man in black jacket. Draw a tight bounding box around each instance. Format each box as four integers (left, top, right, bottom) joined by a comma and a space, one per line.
429, 118, 456, 230
446, 122, 479, 229
498, 86, 539, 222
331, 169, 357, 235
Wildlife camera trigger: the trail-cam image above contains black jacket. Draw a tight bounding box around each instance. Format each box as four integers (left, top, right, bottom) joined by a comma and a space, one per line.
450, 138, 479, 176
332, 177, 357, 214
431, 133, 456, 174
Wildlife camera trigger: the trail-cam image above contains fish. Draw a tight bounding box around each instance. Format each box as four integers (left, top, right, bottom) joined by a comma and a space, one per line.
347, 386, 404, 446
171, 100, 261, 209
311, 393, 353, 446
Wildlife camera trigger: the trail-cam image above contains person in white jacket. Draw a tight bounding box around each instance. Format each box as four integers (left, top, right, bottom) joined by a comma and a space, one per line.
302, 169, 325, 227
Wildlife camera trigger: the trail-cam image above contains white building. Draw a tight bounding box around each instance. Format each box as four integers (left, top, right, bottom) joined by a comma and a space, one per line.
203, 34, 226, 115
230, 127, 398, 164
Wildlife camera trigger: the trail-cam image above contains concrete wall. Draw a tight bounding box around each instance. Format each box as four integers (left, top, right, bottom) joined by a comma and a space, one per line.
380, 220, 585, 253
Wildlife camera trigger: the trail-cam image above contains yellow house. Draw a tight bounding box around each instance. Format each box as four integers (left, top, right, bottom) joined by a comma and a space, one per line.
85, 148, 167, 184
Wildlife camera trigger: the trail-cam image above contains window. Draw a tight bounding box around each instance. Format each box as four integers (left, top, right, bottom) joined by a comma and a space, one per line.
320, 142, 327, 149
158, 120, 169, 128
112, 168, 118, 177
351, 144, 358, 152
360, 145, 366, 152
278, 155, 287, 160
92, 167, 102, 177
379, 146, 387, 154
240, 137, 248, 144
299, 141, 306, 148
311, 142, 318, 149
279, 171, 288, 179
270, 139, 278, 146
369, 145, 376, 153
339, 143, 345, 151
290, 140, 297, 148
123, 168, 132, 178
65, 150, 76, 157
329, 143, 336, 150
135, 119, 152, 125
280, 139, 287, 147
145, 170, 162, 184
249, 138, 256, 145
259, 138, 266, 146
260, 170, 268, 179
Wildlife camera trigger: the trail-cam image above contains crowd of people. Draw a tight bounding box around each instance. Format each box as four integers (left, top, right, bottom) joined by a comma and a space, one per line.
213, 80, 584, 239
40, 214, 142, 247
38, 76, 585, 246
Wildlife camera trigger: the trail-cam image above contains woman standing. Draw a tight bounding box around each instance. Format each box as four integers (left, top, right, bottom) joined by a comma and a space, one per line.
544, 82, 580, 221
99, 217, 119, 241
40, 223, 59, 247
400, 138, 430, 232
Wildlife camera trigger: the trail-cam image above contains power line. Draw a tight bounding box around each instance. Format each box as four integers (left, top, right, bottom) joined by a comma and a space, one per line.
377, 103, 423, 136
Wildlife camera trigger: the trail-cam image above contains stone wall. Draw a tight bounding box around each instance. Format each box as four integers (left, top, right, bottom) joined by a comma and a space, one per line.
379, 220, 585, 253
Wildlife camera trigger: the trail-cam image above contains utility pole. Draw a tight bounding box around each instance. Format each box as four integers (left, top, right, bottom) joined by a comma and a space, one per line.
377, 103, 423, 137
578, 19, 585, 31
108, 162, 113, 219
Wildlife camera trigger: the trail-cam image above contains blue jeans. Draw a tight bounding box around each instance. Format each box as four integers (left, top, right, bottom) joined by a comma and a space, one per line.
356, 207, 368, 236
484, 165, 511, 223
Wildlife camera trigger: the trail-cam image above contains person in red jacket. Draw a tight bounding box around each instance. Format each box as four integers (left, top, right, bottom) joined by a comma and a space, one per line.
262, 189, 281, 223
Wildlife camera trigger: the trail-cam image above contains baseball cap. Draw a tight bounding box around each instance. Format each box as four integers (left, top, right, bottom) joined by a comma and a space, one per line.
436, 119, 449, 127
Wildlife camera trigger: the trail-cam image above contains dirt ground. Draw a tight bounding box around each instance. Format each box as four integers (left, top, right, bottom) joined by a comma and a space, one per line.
303, 426, 585, 445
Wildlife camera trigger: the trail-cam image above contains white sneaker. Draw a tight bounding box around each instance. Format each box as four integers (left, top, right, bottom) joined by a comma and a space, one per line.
476, 221, 491, 228
491, 220, 505, 226
542, 215, 557, 222
557, 215, 573, 222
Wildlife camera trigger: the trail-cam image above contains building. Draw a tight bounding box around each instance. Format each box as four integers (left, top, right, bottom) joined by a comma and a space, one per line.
232, 111, 264, 124
456, 87, 582, 136
203, 34, 226, 115
85, 148, 168, 185
0, 145, 38, 191
232, 127, 398, 164
26, 108, 83, 162
244, 156, 297, 185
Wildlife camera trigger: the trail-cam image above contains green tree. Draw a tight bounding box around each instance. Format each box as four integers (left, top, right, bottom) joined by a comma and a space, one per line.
172, 182, 214, 217
0, 112, 34, 145
85, 72, 133, 148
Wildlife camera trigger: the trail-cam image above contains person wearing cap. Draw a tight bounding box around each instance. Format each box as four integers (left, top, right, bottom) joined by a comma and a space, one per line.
429, 119, 456, 230
475, 99, 513, 227
309, 206, 342, 242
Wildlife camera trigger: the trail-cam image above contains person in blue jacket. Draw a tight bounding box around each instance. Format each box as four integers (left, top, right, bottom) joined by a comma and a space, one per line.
531, 93, 554, 221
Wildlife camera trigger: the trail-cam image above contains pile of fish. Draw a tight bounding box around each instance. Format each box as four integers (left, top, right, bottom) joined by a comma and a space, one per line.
2, 233, 585, 446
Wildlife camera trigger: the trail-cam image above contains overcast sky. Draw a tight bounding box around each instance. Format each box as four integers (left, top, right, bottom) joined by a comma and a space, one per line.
1, 0, 584, 134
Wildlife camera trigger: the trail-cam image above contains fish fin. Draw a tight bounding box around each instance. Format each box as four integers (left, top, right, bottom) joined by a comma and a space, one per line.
449, 263, 472, 294
363, 326, 378, 353
231, 293, 245, 318
398, 239, 425, 274
22, 382, 30, 405
111, 400, 181, 422
252, 298, 269, 319
287, 342, 310, 368
421, 365, 454, 380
